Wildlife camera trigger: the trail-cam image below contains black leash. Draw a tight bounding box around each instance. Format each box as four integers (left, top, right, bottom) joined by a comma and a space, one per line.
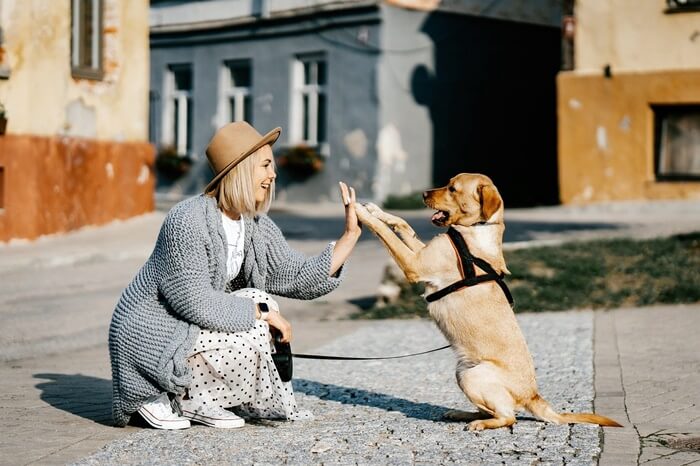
288, 228, 510, 361
426, 227, 514, 304
291, 344, 451, 361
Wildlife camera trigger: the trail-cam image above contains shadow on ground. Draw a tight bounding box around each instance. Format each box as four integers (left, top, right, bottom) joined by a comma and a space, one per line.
34, 373, 113, 426
293, 378, 450, 421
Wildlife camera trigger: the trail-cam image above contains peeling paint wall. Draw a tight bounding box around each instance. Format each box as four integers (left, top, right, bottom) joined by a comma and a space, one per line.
575, 0, 700, 72
0, 0, 149, 141
557, 1, 700, 204
0, 0, 153, 241
557, 70, 700, 204
0, 135, 155, 241
376, 4, 433, 201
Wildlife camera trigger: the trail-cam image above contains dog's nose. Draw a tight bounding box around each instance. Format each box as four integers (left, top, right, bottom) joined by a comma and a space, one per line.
422, 191, 428, 200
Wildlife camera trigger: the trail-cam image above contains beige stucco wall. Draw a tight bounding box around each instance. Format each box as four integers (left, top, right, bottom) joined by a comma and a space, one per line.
557, 69, 700, 204
0, 0, 149, 141
575, 0, 700, 72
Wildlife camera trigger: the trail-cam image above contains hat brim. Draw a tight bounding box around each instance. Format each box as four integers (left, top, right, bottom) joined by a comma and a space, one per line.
204, 127, 281, 194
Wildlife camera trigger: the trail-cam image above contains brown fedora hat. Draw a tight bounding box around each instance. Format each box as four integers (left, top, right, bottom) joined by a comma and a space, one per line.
204, 121, 281, 194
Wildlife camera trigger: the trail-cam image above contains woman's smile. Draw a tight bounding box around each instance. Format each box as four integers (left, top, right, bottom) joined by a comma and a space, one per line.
254, 146, 276, 202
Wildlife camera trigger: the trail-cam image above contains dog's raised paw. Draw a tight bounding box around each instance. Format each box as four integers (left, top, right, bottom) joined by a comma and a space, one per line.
365, 202, 383, 216
354, 202, 372, 222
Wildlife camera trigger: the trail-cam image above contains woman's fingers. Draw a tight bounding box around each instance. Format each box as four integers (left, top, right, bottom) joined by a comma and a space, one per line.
269, 312, 292, 343
338, 181, 350, 206
350, 187, 356, 203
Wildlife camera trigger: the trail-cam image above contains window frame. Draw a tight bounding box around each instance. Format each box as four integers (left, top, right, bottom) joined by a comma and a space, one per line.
162, 64, 194, 157
290, 53, 328, 151
653, 104, 700, 182
70, 0, 104, 80
664, 0, 700, 13
218, 59, 253, 126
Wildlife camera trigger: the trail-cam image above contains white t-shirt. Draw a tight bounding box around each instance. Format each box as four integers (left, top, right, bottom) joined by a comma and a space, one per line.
221, 213, 245, 280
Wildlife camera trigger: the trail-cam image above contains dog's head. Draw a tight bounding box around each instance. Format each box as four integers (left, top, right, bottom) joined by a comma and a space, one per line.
423, 173, 503, 227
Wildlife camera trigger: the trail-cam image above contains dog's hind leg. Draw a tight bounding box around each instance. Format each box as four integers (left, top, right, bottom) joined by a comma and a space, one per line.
457, 363, 517, 431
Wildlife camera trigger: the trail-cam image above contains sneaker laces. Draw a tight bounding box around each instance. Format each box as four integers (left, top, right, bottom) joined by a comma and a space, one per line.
143, 393, 183, 420
183, 401, 242, 420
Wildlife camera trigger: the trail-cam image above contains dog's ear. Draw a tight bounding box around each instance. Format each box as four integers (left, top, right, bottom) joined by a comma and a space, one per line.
479, 184, 502, 221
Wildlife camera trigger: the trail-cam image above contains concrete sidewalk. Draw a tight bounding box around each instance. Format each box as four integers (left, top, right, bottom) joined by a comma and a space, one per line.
594, 305, 700, 465
1, 198, 699, 464
1, 305, 697, 465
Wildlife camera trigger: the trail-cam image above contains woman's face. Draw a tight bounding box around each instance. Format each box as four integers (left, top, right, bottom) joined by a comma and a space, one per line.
253, 145, 276, 203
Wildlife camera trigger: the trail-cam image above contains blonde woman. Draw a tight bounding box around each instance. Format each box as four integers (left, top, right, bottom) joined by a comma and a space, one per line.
109, 122, 361, 429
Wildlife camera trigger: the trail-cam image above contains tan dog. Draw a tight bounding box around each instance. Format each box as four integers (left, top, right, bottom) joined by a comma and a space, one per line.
354, 173, 621, 431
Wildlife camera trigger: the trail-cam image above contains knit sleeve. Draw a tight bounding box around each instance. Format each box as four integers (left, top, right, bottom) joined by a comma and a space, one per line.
157, 209, 256, 332
259, 215, 345, 299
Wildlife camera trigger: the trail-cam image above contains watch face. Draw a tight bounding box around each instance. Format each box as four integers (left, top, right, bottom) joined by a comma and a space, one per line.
258, 302, 270, 313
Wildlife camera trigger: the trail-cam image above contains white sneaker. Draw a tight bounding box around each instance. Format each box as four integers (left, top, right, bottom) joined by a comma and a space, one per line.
179, 400, 245, 428
137, 393, 191, 430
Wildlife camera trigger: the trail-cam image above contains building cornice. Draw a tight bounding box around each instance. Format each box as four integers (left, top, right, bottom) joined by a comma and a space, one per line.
151, 0, 380, 34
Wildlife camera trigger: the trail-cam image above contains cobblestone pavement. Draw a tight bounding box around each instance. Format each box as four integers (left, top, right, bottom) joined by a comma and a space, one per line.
78, 311, 600, 465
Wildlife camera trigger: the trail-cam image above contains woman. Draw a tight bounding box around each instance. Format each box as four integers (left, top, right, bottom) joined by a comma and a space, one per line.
109, 121, 361, 429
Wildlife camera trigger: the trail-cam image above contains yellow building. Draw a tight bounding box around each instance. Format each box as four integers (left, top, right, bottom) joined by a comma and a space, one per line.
0, 0, 154, 241
557, 0, 700, 204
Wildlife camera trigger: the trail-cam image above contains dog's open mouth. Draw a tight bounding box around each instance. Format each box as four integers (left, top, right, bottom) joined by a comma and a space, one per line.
431, 210, 449, 226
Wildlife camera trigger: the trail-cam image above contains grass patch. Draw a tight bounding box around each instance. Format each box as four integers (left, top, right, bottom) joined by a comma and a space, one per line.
351, 232, 700, 319
382, 192, 426, 210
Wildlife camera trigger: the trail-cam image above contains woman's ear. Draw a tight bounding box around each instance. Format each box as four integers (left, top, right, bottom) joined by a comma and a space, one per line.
479, 184, 502, 221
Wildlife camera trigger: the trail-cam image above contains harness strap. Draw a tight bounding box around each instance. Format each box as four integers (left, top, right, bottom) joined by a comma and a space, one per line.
447, 227, 475, 279
425, 227, 514, 304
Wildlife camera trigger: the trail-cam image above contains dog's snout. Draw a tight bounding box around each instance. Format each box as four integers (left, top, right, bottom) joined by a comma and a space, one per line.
422, 191, 429, 200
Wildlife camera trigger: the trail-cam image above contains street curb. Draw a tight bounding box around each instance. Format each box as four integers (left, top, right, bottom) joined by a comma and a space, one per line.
594, 310, 641, 465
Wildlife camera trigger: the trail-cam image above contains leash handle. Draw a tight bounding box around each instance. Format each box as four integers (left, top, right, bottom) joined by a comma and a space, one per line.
291, 344, 451, 361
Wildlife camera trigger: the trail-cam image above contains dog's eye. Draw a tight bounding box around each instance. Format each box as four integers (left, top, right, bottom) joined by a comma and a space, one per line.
448, 186, 456, 193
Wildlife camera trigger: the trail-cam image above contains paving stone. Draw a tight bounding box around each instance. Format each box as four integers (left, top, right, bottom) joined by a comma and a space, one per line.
76, 312, 600, 465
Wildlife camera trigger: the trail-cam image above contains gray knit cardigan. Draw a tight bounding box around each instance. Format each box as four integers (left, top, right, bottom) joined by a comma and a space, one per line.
108, 194, 344, 426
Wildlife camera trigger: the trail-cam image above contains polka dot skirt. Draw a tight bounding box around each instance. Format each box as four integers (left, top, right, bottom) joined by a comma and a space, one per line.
183, 288, 312, 421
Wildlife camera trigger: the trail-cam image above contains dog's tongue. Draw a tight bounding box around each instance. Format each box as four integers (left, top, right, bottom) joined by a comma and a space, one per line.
431, 211, 446, 223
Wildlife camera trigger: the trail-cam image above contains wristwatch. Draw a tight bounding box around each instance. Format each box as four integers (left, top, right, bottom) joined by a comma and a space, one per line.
258, 302, 270, 320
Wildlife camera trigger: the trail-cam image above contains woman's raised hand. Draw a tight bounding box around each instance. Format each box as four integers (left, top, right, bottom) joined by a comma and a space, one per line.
338, 181, 361, 237
329, 182, 362, 276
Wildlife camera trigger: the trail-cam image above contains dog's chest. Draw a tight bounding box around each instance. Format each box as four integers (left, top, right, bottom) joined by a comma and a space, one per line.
465, 227, 500, 259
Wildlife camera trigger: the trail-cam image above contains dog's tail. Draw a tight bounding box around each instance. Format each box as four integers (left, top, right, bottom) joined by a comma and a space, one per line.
525, 394, 622, 427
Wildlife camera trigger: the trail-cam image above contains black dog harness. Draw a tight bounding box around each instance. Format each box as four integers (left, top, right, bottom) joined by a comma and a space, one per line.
425, 226, 514, 304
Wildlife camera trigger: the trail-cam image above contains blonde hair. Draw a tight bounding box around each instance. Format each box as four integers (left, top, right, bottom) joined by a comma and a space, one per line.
207, 148, 275, 216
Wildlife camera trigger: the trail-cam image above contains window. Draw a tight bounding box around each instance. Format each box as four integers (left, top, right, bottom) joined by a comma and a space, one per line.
163, 64, 193, 156
219, 60, 252, 125
654, 105, 700, 180
71, 0, 103, 80
665, 0, 700, 13
290, 54, 327, 148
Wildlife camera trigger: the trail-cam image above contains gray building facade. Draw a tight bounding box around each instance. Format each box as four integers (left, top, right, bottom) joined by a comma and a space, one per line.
150, 0, 563, 205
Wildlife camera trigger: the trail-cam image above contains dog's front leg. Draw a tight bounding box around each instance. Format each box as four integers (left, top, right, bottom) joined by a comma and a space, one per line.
355, 203, 423, 282
364, 203, 425, 252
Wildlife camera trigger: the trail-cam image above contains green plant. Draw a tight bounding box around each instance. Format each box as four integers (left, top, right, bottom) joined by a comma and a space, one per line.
382, 192, 426, 210
351, 232, 700, 319
155, 145, 192, 180
276, 145, 324, 178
